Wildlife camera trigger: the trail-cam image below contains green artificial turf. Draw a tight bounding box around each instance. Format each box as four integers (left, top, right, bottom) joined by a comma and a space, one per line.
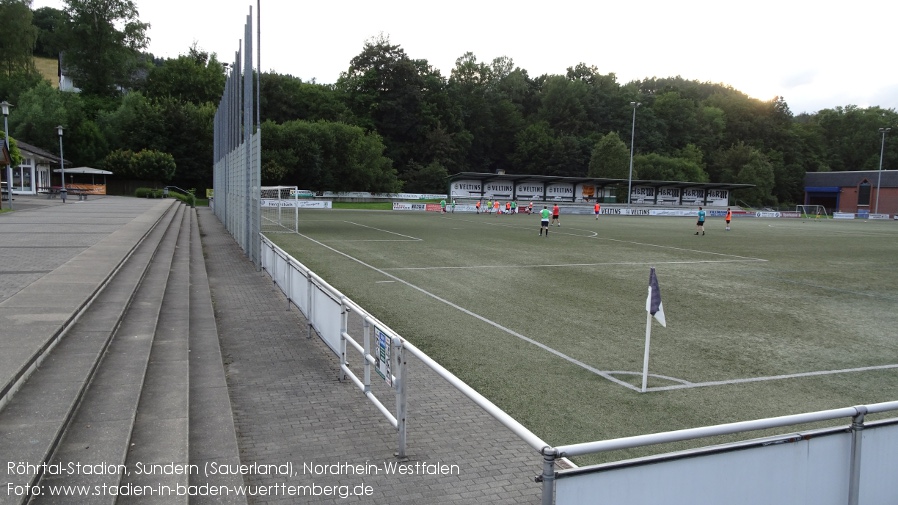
267, 210, 898, 464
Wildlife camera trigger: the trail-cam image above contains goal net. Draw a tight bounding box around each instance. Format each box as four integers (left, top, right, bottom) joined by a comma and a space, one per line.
796, 205, 829, 219
261, 185, 299, 233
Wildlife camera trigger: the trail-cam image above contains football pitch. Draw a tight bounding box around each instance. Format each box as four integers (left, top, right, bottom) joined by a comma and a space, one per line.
265, 209, 898, 464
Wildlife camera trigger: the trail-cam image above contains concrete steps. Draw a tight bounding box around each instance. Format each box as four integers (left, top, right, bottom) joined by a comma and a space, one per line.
0, 203, 244, 505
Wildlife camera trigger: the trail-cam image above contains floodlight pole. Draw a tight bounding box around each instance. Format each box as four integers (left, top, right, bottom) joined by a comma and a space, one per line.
2, 100, 13, 210
627, 101, 641, 209
57, 125, 67, 203
875, 127, 890, 215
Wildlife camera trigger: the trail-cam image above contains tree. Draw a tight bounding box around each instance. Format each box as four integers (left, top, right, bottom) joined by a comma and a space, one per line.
0, 0, 38, 75
61, 0, 150, 96
141, 45, 225, 105
32, 6, 67, 58
588, 132, 630, 178
260, 119, 400, 192
103, 148, 175, 183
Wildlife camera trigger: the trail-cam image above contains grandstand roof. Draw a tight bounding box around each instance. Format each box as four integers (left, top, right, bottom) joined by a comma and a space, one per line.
447, 172, 755, 191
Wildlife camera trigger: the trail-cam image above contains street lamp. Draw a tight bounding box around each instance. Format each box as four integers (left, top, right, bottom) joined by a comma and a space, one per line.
875, 127, 890, 215
57, 125, 67, 203
2, 100, 12, 210
626, 101, 641, 209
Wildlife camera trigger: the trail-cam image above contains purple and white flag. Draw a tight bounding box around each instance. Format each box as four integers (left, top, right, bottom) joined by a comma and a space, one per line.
646, 267, 667, 327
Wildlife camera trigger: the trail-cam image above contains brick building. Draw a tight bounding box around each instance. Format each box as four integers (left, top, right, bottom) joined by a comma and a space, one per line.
805, 170, 898, 217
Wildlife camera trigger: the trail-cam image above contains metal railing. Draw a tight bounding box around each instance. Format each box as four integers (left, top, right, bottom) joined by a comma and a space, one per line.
260, 236, 549, 462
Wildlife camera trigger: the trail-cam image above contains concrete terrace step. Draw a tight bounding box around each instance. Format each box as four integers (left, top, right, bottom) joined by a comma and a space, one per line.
186, 210, 247, 505
29, 203, 188, 505
0, 201, 180, 505
117, 204, 192, 504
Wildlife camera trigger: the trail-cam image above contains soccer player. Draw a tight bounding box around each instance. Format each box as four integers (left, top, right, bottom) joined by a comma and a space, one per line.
440, 199, 446, 214
539, 206, 551, 236
594, 202, 601, 219
511, 200, 517, 214
725, 207, 732, 231
551, 204, 560, 226
695, 206, 706, 235
528, 201, 533, 215
486, 199, 492, 214
475, 200, 481, 214
493, 200, 500, 215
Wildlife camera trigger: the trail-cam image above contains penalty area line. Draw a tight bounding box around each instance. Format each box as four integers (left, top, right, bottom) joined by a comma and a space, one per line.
386, 259, 766, 271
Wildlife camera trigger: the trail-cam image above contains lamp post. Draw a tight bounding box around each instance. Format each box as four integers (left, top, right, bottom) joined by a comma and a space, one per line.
57, 125, 67, 203
2, 100, 12, 210
626, 101, 641, 209
875, 127, 890, 215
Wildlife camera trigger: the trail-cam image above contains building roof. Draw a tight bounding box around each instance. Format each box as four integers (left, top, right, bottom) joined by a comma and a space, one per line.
805, 170, 898, 189
447, 172, 755, 191
14, 140, 62, 164
53, 166, 112, 175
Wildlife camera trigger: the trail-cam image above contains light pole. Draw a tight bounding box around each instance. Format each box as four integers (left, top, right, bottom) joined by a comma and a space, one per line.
875, 127, 890, 215
2, 100, 12, 210
626, 101, 641, 209
57, 125, 67, 203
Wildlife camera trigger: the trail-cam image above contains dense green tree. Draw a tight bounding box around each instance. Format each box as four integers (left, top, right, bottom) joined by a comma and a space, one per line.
403, 161, 448, 193
60, 0, 150, 96
588, 132, 630, 178
261, 119, 399, 192
634, 153, 708, 182
141, 46, 225, 105
260, 72, 350, 124
0, 0, 38, 75
103, 148, 174, 182
32, 6, 67, 58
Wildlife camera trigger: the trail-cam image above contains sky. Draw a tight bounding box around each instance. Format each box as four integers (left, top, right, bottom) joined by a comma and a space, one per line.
31, 0, 898, 116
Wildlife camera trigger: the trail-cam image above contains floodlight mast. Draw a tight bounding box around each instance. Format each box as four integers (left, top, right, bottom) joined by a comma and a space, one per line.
875, 127, 890, 215
627, 101, 641, 210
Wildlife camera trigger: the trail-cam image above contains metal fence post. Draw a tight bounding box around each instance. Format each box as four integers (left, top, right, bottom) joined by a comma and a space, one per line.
848, 406, 867, 505
540, 447, 557, 505
363, 319, 371, 393
394, 336, 407, 460
306, 267, 313, 339
339, 297, 348, 382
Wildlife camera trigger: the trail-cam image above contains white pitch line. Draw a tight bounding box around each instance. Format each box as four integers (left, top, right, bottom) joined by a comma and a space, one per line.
344, 221, 422, 241
646, 363, 898, 392
296, 231, 641, 392
453, 216, 768, 262
387, 259, 764, 271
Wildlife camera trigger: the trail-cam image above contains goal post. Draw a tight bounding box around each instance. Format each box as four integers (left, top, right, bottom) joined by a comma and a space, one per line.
261, 185, 299, 233
796, 205, 828, 219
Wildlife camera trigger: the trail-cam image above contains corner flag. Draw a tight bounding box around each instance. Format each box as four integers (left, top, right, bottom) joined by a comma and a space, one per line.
646, 267, 666, 327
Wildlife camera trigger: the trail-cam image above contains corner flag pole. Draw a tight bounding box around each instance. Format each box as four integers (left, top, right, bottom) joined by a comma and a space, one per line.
642, 267, 666, 393
641, 311, 653, 392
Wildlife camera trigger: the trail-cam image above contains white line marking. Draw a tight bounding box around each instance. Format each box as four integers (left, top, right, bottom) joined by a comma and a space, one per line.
375, 280, 396, 284
344, 221, 422, 241
387, 259, 764, 271
296, 231, 641, 392
646, 363, 898, 392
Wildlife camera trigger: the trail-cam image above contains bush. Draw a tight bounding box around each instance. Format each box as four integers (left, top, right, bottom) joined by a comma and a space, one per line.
134, 187, 163, 198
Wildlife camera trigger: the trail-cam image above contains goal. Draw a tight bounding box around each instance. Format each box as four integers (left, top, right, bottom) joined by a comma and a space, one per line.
261, 185, 299, 233
796, 205, 829, 219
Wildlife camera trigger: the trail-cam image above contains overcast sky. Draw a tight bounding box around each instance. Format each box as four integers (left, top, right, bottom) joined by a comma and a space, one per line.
32, 0, 898, 116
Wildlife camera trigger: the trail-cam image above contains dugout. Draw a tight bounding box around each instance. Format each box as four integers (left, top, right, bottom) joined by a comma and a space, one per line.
447, 172, 753, 207
804, 170, 898, 217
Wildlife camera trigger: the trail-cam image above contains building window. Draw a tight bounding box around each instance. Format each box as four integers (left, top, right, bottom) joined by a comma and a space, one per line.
858, 181, 871, 206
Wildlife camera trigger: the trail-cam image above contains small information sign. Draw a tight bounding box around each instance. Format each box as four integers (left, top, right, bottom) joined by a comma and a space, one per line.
374, 326, 392, 387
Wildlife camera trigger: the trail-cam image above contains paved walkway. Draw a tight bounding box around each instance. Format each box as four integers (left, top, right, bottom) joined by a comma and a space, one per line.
197, 208, 543, 504
1, 197, 543, 504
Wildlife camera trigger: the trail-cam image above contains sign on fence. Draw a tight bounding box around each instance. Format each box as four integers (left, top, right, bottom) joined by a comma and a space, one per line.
374, 326, 392, 387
